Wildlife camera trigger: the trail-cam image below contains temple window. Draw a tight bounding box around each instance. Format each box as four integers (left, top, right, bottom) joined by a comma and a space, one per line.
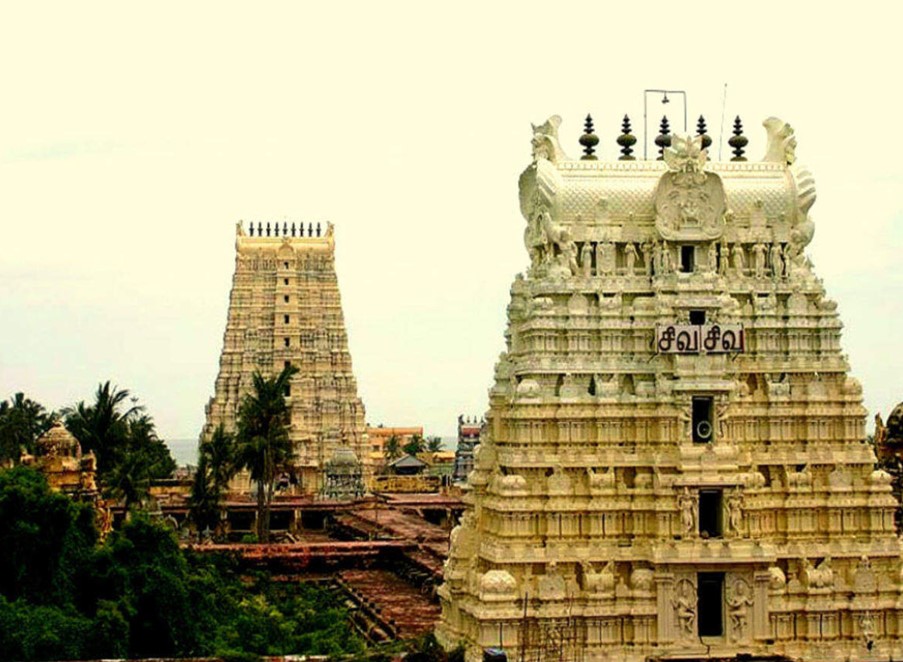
681, 245, 695, 273
699, 489, 723, 538
689, 310, 706, 325
697, 572, 725, 636
692, 396, 714, 443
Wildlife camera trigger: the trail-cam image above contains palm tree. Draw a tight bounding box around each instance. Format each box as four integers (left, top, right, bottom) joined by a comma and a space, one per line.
402, 433, 426, 457
62, 381, 142, 474
0, 393, 54, 465
426, 436, 444, 453
234, 365, 298, 543
63, 382, 175, 515
189, 424, 236, 539
384, 434, 402, 464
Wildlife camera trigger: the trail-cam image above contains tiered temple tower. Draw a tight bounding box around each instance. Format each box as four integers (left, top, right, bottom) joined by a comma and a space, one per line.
202, 221, 369, 495
437, 115, 903, 661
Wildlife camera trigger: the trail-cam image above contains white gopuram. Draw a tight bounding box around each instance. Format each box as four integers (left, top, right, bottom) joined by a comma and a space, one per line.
436, 115, 903, 661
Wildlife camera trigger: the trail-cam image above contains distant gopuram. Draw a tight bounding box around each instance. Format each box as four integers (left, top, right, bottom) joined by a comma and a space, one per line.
202, 221, 369, 495
437, 114, 903, 661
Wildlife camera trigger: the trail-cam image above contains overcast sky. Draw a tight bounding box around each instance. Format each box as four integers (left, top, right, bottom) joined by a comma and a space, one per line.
2, 2, 901, 440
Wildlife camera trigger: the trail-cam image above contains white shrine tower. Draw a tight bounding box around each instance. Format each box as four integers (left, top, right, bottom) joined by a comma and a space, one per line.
437, 114, 903, 661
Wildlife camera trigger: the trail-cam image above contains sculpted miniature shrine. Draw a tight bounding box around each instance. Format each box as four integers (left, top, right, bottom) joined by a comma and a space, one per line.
436, 114, 903, 661
202, 222, 369, 495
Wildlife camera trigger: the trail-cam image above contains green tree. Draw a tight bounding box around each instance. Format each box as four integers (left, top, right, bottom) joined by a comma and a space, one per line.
62, 381, 142, 475
0, 393, 54, 465
63, 383, 175, 513
234, 365, 298, 543
384, 434, 402, 463
189, 425, 236, 538
402, 433, 426, 457
426, 436, 443, 453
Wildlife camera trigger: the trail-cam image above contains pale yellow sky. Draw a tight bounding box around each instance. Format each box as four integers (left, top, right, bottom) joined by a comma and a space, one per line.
1, 2, 901, 439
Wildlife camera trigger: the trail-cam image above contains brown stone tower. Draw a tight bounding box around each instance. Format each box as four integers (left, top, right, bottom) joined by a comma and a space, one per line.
202, 221, 369, 494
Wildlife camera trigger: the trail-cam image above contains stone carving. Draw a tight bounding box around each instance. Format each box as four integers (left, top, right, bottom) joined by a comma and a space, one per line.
624, 242, 638, 274
852, 556, 878, 594
531, 115, 568, 163
673, 579, 697, 637
538, 562, 568, 600
597, 239, 614, 276
727, 488, 743, 535
480, 570, 518, 601
580, 560, 615, 595
630, 567, 654, 592
859, 611, 876, 644
678, 487, 696, 534
203, 222, 369, 493
768, 566, 787, 591
731, 243, 746, 274
727, 579, 753, 641
654, 135, 726, 241
753, 243, 766, 279
516, 379, 540, 398
438, 113, 903, 661
579, 242, 592, 277
801, 557, 834, 591
762, 117, 797, 165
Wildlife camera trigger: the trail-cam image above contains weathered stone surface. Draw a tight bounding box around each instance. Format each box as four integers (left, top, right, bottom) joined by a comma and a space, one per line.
437, 118, 903, 661
202, 223, 370, 495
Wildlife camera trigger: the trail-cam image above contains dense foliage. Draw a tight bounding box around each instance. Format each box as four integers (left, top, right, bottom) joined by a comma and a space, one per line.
0, 392, 55, 465
0, 466, 366, 660
63, 382, 176, 510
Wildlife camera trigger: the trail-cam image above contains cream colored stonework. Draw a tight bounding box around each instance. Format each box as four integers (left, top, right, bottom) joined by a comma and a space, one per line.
202, 223, 370, 494
437, 118, 903, 661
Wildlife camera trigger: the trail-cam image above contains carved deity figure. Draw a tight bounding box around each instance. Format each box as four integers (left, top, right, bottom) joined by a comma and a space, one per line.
753, 243, 767, 279
678, 487, 696, 534
624, 242, 638, 274
769, 243, 781, 279
673, 579, 697, 636
727, 489, 743, 535
642, 241, 653, 276
727, 579, 753, 641
661, 242, 673, 274
708, 242, 717, 273
579, 242, 593, 278
597, 240, 614, 276
732, 244, 746, 275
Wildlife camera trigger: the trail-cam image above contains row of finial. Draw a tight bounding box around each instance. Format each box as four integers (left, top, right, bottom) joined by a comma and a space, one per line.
248, 222, 322, 238
579, 114, 749, 161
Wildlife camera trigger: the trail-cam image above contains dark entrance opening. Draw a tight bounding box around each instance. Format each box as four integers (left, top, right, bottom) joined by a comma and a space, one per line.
689, 309, 706, 325
697, 572, 725, 636
699, 489, 723, 538
680, 245, 695, 273
692, 396, 714, 443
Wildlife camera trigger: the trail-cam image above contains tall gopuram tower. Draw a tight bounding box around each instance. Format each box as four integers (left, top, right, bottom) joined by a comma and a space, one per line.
202, 221, 369, 494
437, 114, 903, 661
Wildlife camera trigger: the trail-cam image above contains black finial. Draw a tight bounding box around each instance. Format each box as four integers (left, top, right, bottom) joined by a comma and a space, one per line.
308, 222, 313, 236
316, 222, 322, 237
729, 116, 748, 161
283, 222, 288, 236
257, 222, 262, 236
696, 115, 712, 152
654, 116, 671, 160
579, 114, 599, 160
275, 223, 280, 237
266, 222, 271, 237
617, 114, 636, 161
291, 222, 296, 237
249, 223, 255, 237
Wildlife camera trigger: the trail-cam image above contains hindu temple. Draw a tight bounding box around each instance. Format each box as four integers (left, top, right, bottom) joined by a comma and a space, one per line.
436, 113, 903, 661
202, 221, 369, 495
